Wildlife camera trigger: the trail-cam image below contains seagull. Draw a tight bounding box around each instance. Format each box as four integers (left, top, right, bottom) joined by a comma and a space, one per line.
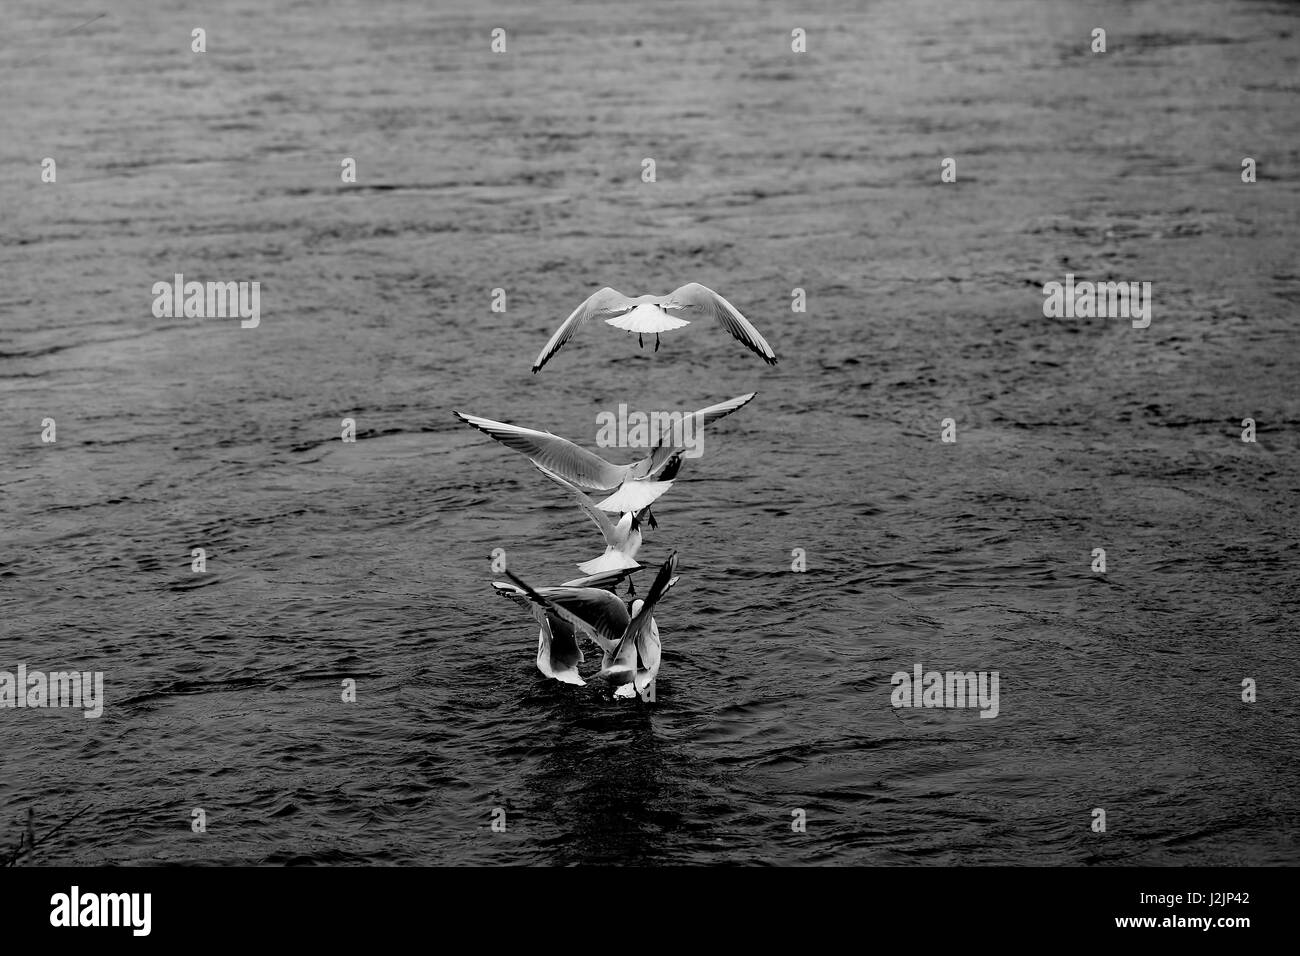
531, 284, 778, 372
453, 391, 757, 526
534, 614, 587, 685
491, 576, 635, 687
535, 464, 646, 581
501, 553, 678, 698
492, 575, 638, 686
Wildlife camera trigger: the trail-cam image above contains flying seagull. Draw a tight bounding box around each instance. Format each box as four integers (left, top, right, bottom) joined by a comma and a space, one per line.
535, 464, 645, 578
499, 553, 679, 698
531, 284, 778, 372
453, 391, 757, 525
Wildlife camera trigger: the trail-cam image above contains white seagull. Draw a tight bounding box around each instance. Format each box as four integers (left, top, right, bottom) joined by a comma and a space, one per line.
535, 464, 645, 578
532, 610, 588, 685
531, 283, 778, 372
492, 575, 640, 686
500, 553, 679, 698
453, 391, 757, 524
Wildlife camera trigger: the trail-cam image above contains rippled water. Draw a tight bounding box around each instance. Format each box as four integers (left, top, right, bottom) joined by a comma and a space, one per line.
2, 0, 1298, 865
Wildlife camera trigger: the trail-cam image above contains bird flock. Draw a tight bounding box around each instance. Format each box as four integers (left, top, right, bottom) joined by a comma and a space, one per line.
455, 282, 778, 700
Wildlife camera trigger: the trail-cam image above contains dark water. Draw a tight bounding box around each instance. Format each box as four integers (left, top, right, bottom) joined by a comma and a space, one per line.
2, 0, 1298, 865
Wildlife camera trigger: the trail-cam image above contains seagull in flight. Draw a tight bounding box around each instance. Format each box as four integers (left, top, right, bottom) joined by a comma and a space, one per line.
531, 283, 778, 372
453, 391, 757, 526
535, 464, 648, 588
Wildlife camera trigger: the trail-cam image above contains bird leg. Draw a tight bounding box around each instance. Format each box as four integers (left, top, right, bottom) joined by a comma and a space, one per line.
638, 332, 644, 349
626, 576, 637, 597
654, 333, 661, 352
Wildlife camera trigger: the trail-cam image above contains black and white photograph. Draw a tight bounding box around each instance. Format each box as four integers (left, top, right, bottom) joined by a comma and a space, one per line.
1, 0, 1295, 938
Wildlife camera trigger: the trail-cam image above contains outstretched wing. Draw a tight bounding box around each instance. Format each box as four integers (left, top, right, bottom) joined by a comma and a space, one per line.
499, 574, 629, 653
534, 464, 620, 546
492, 581, 555, 632
532, 286, 637, 373
491, 583, 587, 673
663, 283, 777, 365
638, 391, 759, 477
454, 410, 627, 490
612, 553, 679, 661
560, 567, 639, 590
